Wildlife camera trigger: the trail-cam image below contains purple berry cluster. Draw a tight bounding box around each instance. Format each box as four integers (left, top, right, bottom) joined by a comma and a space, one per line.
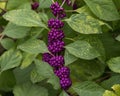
42, 1, 72, 90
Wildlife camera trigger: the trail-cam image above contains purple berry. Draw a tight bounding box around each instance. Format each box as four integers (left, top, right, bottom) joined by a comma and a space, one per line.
48, 28, 65, 43
42, 53, 53, 63
73, 3, 78, 10
63, 0, 72, 6
60, 78, 72, 90
49, 56, 64, 67
48, 40, 65, 53
31, 2, 39, 10
48, 18, 64, 29
55, 66, 70, 79
50, 2, 66, 18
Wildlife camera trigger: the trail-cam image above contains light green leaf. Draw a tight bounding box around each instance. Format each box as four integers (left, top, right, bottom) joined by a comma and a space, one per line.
39, 0, 52, 8
0, 70, 16, 92
59, 91, 69, 96
3, 22, 30, 38
6, 0, 30, 10
3, 9, 46, 27
64, 50, 78, 65
18, 39, 49, 54
107, 57, 120, 73
20, 53, 37, 69
72, 81, 105, 96
30, 69, 45, 83
65, 40, 100, 60
13, 82, 48, 96
84, 0, 120, 21
65, 13, 102, 34
103, 84, 120, 96
0, 38, 15, 50
0, 49, 22, 72
116, 35, 120, 41
35, 60, 60, 89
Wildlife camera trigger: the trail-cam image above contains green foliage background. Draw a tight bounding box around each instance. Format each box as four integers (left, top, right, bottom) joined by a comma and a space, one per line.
0, 0, 120, 96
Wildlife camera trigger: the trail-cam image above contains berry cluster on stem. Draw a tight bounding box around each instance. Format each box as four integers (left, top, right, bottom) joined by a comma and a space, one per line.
42, 0, 72, 90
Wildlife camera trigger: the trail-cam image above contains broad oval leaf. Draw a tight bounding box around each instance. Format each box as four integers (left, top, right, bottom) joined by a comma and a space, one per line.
65, 13, 102, 34
65, 40, 100, 60
107, 57, 120, 73
3, 23, 30, 38
13, 82, 48, 96
39, 0, 52, 8
84, 0, 120, 21
72, 81, 105, 96
35, 60, 60, 89
59, 91, 69, 96
3, 9, 46, 27
0, 49, 22, 72
18, 39, 49, 54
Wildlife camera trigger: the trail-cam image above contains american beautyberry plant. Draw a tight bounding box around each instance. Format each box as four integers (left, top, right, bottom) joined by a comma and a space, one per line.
0, 0, 120, 96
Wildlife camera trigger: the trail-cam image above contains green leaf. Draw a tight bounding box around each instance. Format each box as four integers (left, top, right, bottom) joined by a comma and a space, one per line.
38, 13, 48, 23
72, 81, 105, 96
64, 50, 78, 65
0, 49, 22, 72
6, 0, 30, 10
107, 57, 120, 73
84, 0, 120, 21
116, 35, 120, 41
0, 70, 16, 92
103, 84, 120, 96
101, 75, 120, 90
59, 91, 69, 96
0, 38, 15, 50
20, 53, 37, 69
35, 60, 60, 89
13, 65, 34, 84
3, 9, 46, 28
65, 13, 102, 34
13, 82, 48, 96
3, 23, 30, 38
65, 40, 100, 60
69, 59, 105, 80
30, 69, 45, 83
18, 39, 49, 54
39, 0, 52, 8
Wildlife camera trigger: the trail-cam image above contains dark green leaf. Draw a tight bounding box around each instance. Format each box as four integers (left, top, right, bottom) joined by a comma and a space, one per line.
72, 81, 105, 96
13, 82, 48, 96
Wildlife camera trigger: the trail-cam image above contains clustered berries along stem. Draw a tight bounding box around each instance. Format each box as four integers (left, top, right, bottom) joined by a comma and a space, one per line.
42, 0, 72, 90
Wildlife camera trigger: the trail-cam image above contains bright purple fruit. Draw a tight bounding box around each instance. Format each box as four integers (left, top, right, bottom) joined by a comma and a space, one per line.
48, 18, 64, 29
48, 28, 65, 43
49, 56, 64, 67
42, 53, 53, 63
60, 77, 72, 90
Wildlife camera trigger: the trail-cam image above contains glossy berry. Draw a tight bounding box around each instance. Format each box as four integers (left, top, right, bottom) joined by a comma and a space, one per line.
55, 66, 70, 79
63, 0, 72, 6
48, 40, 65, 53
31, 2, 39, 10
60, 78, 72, 90
50, 2, 66, 18
73, 3, 78, 10
48, 18, 64, 29
42, 53, 53, 63
49, 56, 64, 67
48, 28, 65, 43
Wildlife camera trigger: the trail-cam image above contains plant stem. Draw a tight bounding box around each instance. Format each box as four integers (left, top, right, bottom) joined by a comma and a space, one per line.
51, 0, 55, 3
61, 0, 66, 7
